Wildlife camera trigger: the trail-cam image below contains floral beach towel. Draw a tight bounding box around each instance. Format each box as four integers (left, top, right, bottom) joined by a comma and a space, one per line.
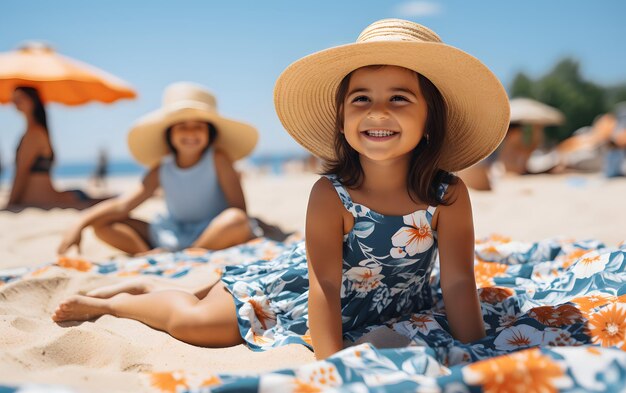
1, 234, 625, 392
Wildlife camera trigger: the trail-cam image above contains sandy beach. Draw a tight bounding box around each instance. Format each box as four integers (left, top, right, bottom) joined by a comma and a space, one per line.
1, 171, 625, 392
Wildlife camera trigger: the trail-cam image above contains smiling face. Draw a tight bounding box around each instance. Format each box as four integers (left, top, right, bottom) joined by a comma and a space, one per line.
168, 120, 210, 157
342, 65, 428, 163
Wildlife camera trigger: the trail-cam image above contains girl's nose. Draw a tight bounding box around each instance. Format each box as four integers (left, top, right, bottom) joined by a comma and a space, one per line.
366, 102, 390, 120
367, 110, 389, 120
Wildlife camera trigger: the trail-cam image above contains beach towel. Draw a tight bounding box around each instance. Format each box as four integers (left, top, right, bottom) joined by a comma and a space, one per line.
1, 235, 625, 392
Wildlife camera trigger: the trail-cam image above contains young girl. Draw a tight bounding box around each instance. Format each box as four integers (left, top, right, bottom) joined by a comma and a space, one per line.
53, 20, 510, 361
57, 82, 259, 256
7, 86, 105, 210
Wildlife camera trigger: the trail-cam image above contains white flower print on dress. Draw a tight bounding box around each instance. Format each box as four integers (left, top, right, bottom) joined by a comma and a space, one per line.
390, 211, 434, 258
344, 266, 385, 294
239, 295, 277, 339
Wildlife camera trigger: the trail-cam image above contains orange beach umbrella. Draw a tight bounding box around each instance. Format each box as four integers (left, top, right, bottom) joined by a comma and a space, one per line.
0, 42, 136, 105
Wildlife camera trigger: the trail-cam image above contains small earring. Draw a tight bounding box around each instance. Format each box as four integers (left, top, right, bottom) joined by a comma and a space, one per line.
425, 133, 430, 145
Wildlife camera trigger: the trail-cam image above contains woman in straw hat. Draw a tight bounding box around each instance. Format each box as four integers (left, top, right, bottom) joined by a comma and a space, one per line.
6, 86, 107, 210
57, 82, 259, 257
53, 20, 509, 359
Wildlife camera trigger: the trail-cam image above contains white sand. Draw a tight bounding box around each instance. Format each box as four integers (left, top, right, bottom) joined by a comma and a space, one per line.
0, 171, 625, 391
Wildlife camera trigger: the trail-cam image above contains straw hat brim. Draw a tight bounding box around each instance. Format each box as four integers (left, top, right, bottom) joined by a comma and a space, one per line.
274, 41, 510, 172
128, 102, 258, 167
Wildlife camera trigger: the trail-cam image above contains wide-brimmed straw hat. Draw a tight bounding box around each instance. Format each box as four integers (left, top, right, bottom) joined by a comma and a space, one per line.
128, 82, 258, 167
274, 19, 510, 172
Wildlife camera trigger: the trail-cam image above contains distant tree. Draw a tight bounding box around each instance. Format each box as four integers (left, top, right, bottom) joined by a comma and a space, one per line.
606, 84, 626, 109
509, 57, 616, 143
510, 72, 534, 98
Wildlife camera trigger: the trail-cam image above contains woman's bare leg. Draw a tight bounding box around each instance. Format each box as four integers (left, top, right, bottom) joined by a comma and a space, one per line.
87, 270, 222, 299
86, 276, 174, 298
53, 282, 243, 347
192, 208, 254, 250
92, 217, 152, 255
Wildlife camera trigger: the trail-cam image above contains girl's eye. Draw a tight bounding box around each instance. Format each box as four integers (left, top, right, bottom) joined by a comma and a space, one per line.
351, 95, 369, 103
390, 95, 409, 102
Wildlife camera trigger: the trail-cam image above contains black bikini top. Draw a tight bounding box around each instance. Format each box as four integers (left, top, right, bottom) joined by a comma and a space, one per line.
30, 153, 54, 173
16, 136, 54, 174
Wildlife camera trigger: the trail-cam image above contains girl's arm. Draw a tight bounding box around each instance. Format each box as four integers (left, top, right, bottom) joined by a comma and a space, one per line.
305, 177, 345, 359
435, 178, 485, 343
7, 134, 40, 207
57, 168, 159, 254
214, 149, 246, 211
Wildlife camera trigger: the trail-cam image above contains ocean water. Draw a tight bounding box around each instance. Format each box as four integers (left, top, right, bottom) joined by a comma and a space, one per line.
0, 153, 307, 184
0, 160, 143, 184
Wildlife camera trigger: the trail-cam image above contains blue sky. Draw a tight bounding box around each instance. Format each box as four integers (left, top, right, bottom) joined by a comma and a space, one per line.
1, 0, 625, 165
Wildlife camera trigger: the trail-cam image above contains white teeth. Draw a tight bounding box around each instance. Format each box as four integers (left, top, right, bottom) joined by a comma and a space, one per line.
366, 130, 396, 137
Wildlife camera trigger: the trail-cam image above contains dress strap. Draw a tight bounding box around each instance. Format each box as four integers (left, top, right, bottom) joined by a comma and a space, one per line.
426, 182, 449, 215
323, 174, 357, 215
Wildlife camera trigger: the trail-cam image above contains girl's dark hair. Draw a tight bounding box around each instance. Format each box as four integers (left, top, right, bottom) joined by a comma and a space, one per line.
165, 122, 218, 156
323, 65, 456, 206
15, 86, 49, 135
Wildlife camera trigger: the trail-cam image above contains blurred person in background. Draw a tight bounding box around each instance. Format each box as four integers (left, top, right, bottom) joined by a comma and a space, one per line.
91, 147, 109, 190
5, 86, 106, 211
603, 102, 626, 177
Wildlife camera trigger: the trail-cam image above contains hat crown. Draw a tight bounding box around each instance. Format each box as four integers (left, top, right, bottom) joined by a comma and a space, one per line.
357, 19, 442, 44
18, 41, 54, 53
162, 82, 217, 112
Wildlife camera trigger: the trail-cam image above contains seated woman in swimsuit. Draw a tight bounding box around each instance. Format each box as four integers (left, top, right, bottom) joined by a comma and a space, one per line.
6, 86, 108, 211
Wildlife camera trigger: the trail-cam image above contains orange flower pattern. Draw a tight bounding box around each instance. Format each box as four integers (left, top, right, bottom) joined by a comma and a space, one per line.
571, 292, 615, 314
463, 348, 566, 393
587, 303, 626, 348
479, 286, 515, 304
150, 371, 188, 393
528, 304, 584, 327
57, 256, 93, 272
474, 260, 509, 288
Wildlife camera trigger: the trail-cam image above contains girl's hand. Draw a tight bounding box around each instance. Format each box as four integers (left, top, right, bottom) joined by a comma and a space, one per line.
55, 168, 160, 256
58, 227, 83, 255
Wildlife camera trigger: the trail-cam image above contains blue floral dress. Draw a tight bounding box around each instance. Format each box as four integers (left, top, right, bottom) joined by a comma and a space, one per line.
221, 174, 449, 350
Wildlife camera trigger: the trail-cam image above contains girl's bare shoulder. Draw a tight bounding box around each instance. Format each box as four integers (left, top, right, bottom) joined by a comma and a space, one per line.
310, 176, 339, 201
308, 176, 346, 215
432, 177, 471, 230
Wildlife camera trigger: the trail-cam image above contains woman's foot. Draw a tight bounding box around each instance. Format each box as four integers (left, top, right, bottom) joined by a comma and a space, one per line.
52, 294, 114, 322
